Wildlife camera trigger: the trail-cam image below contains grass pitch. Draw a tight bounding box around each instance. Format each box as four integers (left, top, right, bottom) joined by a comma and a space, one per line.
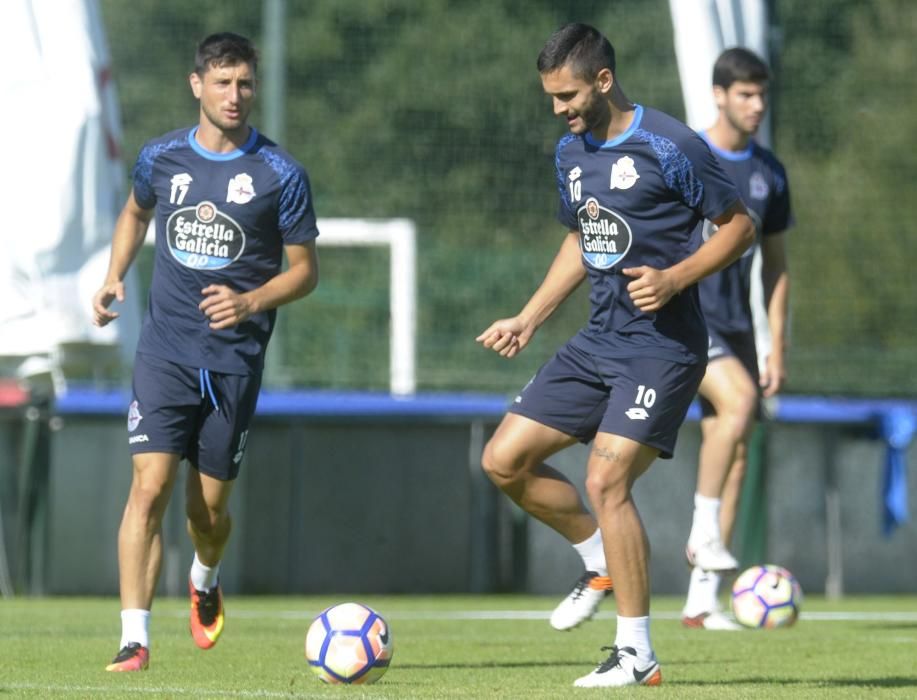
1, 594, 916, 698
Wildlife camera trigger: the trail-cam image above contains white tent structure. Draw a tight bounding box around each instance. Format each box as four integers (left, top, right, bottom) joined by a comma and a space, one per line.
668, 0, 773, 366
0, 0, 138, 597
0, 0, 139, 389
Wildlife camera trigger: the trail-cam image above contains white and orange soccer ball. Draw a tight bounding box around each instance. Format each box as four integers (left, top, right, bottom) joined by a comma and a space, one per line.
731, 564, 803, 629
305, 602, 393, 684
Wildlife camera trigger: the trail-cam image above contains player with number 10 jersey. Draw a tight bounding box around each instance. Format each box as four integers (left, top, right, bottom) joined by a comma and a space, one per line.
555, 105, 740, 367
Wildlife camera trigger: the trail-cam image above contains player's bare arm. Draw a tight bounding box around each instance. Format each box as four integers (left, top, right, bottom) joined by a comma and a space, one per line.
201, 240, 319, 330
92, 189, 154, 327
477, 231, 585, 358
760, 231, 789, 396
624, 201, 754, 313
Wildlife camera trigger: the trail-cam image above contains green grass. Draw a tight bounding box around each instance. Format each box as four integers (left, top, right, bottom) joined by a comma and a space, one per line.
1, 594, 916, 698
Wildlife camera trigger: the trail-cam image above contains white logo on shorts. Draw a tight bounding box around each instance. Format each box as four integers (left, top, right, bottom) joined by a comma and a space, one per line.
625, 407, 650, 420
127, 400, 143, 431
129, 434, 150, 444
233, 430, 249, 464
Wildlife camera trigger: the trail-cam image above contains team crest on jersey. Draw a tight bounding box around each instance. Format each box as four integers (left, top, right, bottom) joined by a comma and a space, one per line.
578, 197, 633, 269
127, 400, 142, 432
610, 156, 640, 190
749, 172, 769, 200
227, 173, 256, 204
166, 200, 246, 270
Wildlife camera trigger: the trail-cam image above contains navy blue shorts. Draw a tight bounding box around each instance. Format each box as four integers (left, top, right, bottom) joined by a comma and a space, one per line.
509, 341, 705, 459
701, 329, 761, 418
126, 352, 262, 480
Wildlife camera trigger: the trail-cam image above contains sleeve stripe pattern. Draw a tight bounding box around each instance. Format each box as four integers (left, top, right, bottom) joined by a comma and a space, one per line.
258, 149, 309, 234
554, 133, 578, 214
634, 128, 704, 209
131, 137, 187, 206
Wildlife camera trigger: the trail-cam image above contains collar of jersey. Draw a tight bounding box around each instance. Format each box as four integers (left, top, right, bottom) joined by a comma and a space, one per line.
187, 126, 259, 161
700, 131, 754, 162
584, 104, 643, 149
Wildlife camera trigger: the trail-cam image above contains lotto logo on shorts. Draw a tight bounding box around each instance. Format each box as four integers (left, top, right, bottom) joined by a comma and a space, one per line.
626, 385, 655, 420
625, 407, 650, 420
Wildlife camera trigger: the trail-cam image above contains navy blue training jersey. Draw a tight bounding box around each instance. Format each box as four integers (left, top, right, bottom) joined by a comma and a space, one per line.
555, 105, 741, 363
694, 134, 792, 336
132, 127, 319, 375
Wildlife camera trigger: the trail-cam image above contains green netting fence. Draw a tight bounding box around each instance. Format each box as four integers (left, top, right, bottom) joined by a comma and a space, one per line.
105, 0, 917, 396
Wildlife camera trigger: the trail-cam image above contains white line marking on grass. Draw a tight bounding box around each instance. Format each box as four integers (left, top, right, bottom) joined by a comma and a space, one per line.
3, 683, 327, 698
207, 609, 917, 623
798, 611, 917, 621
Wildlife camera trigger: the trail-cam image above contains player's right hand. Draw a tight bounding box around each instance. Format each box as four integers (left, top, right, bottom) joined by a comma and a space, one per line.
476, 317, 530, 358
92, 282, 125, 327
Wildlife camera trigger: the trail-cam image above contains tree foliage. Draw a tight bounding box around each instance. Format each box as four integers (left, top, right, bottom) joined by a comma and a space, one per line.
99, 0, 916, 395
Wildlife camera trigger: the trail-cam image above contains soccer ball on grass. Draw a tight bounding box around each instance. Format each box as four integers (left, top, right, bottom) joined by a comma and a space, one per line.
731, 564, 802, 629
305, 602, 393, 684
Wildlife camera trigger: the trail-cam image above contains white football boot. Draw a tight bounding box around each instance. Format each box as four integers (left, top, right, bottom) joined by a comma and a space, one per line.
549, 571, 613, 631
682, 608, 743, 631
574, 645, 662, 688
685, 538, 739, 572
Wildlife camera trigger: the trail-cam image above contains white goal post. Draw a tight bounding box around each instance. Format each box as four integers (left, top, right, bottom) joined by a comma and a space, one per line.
314, 218, 417, 396
144, 218, 418, 396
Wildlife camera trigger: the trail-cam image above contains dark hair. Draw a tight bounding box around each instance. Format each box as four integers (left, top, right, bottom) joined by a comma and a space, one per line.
712, 47, 770, 88
537, 23, 615, 80
194, 32, 258, 75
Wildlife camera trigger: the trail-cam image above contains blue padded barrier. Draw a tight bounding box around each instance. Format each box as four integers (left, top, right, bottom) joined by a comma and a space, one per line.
54, 388, 916, 534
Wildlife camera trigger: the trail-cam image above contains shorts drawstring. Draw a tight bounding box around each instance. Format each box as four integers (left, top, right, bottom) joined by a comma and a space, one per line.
199, 368, 220, 412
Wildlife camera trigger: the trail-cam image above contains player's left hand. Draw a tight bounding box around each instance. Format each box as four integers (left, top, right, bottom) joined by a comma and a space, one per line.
91, 281, 125, 327
200, 284, 254, 329
760, 353, 786, 397
622, 266, 678, 312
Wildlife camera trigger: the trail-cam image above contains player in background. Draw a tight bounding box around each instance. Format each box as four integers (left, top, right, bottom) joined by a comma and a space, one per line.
477, 23, 754, 688
681, 47, 792, 630
92, 32, 320, 671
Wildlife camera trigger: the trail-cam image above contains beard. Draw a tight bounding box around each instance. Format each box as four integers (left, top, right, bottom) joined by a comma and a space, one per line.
574, 90, 610, 135
201, 102, 249, 133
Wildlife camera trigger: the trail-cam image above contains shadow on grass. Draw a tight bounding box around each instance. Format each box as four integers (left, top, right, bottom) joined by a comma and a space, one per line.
671, 676, 917, 688
395, 658, 740, 671
394, 660, 586, 670
861, 622, 917, 631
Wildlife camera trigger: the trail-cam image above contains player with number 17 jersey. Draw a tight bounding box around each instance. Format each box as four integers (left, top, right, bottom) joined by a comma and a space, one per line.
132, 126, 319, 376
555, 105, 740, 365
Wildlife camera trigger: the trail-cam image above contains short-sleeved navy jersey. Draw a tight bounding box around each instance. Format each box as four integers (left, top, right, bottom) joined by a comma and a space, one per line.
132, 127, 319, 375
694, 134, 792, 336
555, 105, 741, 364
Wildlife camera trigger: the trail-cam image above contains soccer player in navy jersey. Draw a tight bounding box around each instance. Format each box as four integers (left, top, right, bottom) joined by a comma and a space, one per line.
680, 47, 792, 631
92, 32, 319, 671
476, 24, 754, 687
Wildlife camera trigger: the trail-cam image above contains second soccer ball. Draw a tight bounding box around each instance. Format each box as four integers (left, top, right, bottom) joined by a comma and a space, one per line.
731, 564, 803, 629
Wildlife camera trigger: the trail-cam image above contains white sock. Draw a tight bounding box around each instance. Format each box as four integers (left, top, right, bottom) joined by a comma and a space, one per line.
614, 615, 653, 660
120, 609, 150, 648
572, 528, 607, 576
689, 493, 722, 544
190, 553, 221, 591
683, 566, 721, 617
